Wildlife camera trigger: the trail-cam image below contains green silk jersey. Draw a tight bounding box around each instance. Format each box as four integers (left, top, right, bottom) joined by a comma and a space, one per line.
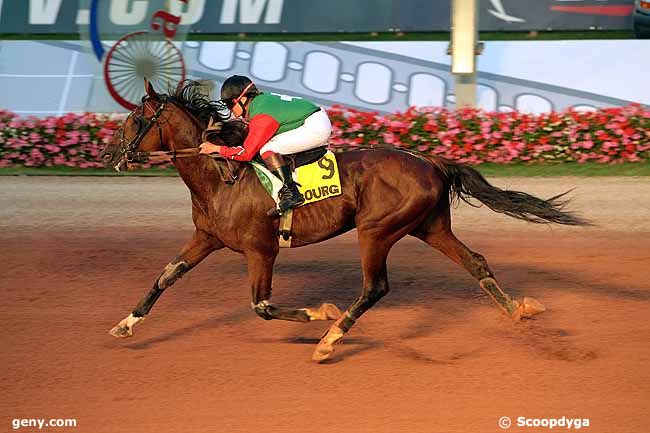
248, 93, 320, 135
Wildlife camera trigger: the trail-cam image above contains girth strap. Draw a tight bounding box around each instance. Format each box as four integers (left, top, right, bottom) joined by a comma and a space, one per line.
278, 209, 293, 248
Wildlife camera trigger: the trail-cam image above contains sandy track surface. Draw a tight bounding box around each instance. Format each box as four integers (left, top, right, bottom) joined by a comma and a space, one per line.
1, 176, 649, 433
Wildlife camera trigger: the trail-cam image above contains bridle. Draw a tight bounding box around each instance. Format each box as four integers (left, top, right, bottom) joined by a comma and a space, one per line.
112, 97, 241, 184
114, 97, 199, 171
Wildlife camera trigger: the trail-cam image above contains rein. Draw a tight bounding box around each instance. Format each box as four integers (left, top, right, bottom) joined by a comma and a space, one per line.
135, 147, 200, 162
140, 149, 240, 184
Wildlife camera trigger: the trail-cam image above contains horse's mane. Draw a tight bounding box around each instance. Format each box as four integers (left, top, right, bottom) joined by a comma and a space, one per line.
166, 80, 230, 125
163, 80, 248, 148
217, 120, 248, 148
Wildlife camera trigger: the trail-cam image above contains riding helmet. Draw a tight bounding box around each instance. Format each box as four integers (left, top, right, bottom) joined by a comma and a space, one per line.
220, 75, 259, 101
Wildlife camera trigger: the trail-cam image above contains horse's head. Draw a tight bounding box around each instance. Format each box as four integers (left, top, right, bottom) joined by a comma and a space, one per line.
101, 79, 249, 171
101, 80, 171, 171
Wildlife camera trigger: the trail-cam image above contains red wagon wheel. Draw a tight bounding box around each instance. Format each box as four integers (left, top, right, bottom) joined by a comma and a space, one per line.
104, 31, 186, 110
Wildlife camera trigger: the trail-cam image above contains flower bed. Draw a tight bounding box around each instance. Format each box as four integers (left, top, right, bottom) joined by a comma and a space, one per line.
0, 110, 122, 168
1, 105, 649, 168
328, 104, 650, 164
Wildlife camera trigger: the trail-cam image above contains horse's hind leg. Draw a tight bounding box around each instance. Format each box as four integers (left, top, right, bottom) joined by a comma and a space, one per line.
109, 230, 222, 338
246, 251, 342, 323
413, 211, 545, 320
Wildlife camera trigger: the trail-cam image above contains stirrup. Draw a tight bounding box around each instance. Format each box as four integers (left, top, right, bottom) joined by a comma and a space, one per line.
266, 193, 304, 217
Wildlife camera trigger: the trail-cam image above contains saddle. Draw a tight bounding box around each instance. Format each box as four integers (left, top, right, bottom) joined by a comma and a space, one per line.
253, 146, 327, 171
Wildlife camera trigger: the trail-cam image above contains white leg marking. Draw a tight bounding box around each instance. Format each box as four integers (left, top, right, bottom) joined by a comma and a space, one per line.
109, 313, 145, 338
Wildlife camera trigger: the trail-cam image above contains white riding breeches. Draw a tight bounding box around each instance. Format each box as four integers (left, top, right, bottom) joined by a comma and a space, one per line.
260, 108, 332, 156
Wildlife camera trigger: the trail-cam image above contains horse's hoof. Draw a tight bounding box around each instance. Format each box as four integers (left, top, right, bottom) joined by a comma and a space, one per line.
513, 297, 546, 320
312, 326, 344, 362
312, 345, 335, 362
109, 313, 143, 338
109, 324, 133, 338
319, 303, 342, 321
521, 297, 546, 316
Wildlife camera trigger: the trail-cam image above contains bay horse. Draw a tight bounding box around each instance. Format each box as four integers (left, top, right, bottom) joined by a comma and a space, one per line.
101, 81, 588, 362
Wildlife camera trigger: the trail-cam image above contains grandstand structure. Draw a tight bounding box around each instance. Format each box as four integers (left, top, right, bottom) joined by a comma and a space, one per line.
0, 39, 637, 117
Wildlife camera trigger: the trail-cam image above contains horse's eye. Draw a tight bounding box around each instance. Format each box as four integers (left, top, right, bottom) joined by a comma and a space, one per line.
133, 116, 145, 131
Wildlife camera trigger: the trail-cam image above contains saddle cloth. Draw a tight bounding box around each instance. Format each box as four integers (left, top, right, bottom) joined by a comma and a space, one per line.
251, 150, 342, 207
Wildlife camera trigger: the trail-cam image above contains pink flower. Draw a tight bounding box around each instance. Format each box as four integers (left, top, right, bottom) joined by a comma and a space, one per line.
43, 145, 61, 153
382, 132, 395, 144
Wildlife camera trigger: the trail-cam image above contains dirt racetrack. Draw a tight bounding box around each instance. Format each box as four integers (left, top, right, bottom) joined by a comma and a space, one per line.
1, 176, 649, 433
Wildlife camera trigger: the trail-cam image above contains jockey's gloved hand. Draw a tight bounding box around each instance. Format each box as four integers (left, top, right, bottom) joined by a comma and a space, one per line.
199, 142, 222, 155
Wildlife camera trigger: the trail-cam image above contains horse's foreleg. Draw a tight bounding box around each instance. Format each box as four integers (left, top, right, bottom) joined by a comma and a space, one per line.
246, 252, 342, 323
109, 230, 222, 338
313, 234, 391, 362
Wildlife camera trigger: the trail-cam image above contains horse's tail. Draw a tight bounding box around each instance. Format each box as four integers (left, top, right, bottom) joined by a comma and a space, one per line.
429, 158, 590, 226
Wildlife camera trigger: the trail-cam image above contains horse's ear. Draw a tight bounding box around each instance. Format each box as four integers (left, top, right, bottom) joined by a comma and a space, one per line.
144, 78, 158, 100
201, 117, 223, 143
206, 117, 222, 133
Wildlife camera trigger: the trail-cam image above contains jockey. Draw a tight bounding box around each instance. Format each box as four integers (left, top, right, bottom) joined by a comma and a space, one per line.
199, 75, 332, 215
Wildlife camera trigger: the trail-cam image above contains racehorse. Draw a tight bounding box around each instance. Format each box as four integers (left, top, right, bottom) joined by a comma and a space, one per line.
101, 81, 589, 362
